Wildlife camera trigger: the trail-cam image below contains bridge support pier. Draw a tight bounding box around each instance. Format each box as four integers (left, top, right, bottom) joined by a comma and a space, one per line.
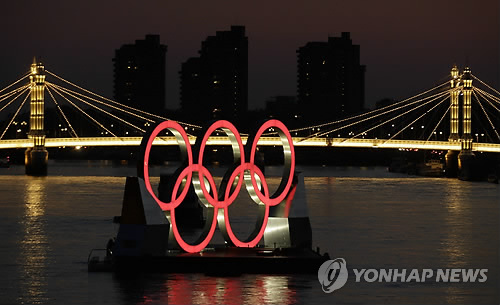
458, 150, 475, 181
25, 148, 48, 176
445, 150, 458, 177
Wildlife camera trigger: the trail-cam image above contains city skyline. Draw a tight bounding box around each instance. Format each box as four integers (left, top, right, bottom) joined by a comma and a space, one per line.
0, 0, 498, 111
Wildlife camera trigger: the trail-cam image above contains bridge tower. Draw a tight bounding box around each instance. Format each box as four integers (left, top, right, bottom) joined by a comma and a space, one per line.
457, 67, 475, 179
449, 65, 460, 141
25, 58, 48, 176
445, 65, 461, 176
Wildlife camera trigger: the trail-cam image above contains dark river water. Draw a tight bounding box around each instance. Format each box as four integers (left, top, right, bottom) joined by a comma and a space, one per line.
0, 161, 498, 304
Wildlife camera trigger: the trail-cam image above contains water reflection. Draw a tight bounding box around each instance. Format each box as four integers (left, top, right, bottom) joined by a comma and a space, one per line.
17, 177, 49, 304
117, 273, 298, 305
440, 180, 470, 268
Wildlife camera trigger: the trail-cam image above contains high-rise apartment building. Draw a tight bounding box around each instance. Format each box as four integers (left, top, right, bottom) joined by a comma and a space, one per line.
297, 32, 365, 123
180, 26, 248, 124
113, 35, 167, 115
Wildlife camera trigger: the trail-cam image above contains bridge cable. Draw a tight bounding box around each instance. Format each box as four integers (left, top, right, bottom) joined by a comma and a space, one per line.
474, 86, 500, 103
474, 87, 500, 107
0, 90, 30, 140
476, 91, 500, 117
48, 82, 198, 138
0, 73, 30, 95
46, 86, 79, 138
46, 82, 146, 133
47, 83, 156, 124
48, 82, 147, 133
0, 84, 31, 104
301, 90, 450, 140
471, 89, 497, 141
474, 89, 500, 123
386, 94, 449, 142
476, 89, 500, 104
472, 75, 500, 97
470, 109, 495, 143
0, 87, 30, 113
47, 84, 117, 137
299, 90, 450, 141
472, 90, 500, 141
48, 84, 198, 138
45, 70, 202, 129
317, 90, 450, 141
472, 88, 500, 141
290, 80, 449, 133
425, 104, 451, 142
289, 80, 450, 133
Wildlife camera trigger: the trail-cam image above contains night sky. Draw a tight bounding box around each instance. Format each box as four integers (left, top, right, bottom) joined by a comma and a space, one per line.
0, 0, 498, 111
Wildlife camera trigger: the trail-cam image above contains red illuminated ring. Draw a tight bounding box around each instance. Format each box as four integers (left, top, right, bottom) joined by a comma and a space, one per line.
246, 120, 295, 206
169, 207, 218, 253
167, 164, 220, 252
140, 120, 193, 210
172, 164, 218, 206
221, 163, 270, 247
195, 120, 245, 209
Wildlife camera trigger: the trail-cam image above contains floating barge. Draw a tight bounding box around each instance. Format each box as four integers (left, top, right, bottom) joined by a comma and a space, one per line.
88, 174, 329, 274
89, 246, 328, 274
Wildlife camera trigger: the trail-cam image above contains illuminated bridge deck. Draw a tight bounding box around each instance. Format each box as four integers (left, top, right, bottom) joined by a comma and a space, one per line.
1, 137, 499, 153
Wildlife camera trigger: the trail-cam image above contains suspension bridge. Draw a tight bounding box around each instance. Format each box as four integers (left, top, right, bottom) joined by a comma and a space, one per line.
0, 59, 499, 175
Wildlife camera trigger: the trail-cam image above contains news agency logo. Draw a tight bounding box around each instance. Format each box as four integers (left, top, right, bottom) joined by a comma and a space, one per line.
318, 258, 489, 294
317, 258, 348, 293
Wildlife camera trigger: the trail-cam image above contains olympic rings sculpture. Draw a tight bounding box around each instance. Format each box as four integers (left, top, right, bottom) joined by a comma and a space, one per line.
137, 119, 295, 253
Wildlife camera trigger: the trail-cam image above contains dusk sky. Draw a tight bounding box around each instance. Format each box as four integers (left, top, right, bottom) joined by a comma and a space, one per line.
1, 0, 498, 111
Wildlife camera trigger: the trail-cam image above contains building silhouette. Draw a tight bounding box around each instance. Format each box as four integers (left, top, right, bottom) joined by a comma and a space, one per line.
113, 35, 167, 115
297, 32, 365, 123
265, 96, 300, 128
180, 26, 248, 124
